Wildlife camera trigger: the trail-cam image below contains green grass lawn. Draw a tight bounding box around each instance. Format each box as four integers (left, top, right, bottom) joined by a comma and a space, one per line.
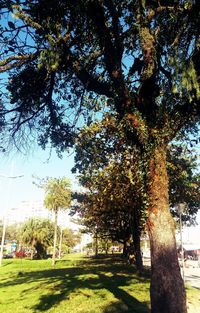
0, 254, 199, 313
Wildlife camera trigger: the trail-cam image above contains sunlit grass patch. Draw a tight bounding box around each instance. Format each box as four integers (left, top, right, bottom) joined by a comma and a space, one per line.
0, 254, 199, 313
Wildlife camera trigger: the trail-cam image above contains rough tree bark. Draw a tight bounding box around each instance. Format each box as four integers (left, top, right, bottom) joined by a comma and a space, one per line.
30, 248, 34, 260
35, 242, 46, 259
131, 207, 143, 273
95, 230, 98, 257
132, 229, 143, 273
122, 240, 128, 258
146, 145, 187, 313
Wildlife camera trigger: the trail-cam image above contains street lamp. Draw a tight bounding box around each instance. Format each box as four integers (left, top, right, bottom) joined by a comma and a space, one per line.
0, 173, 24, 266
177, 202, 187, 283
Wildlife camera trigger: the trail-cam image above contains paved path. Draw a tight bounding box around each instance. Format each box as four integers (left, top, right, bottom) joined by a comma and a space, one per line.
185, 268, 200, 289
143, 258, 200, 288
143, 258, 200, 312
183, 260, 200, 289
185, 267, 200, 313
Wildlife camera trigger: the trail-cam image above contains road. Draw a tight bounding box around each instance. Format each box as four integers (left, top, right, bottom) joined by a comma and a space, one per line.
185, 264, 200, 313
143, 258, 200, 289
184, 260, 200, 289
143, 258, 200, 312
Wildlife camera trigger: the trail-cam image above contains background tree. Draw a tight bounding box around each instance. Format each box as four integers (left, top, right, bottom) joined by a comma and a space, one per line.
43, 177, 71, 266
0, 221, 22, 250
73, 163, 146, 271
168, 144, 200, 224
61, 228, 82, 254
0, 220, 3, 243
20, 218, 54, 259
72, 116, 200, 271
1, 1, 200, 312
3, 223, 21, 242
98, 237, 113, 255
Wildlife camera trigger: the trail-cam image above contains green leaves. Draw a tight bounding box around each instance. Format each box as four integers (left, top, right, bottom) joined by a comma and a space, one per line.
0, 0, 200, 153
72, 114, 148, 242
43, 177, 72, 212
171, 59, 200, 102
20, 218, 54, 251
168, 144, 200, 225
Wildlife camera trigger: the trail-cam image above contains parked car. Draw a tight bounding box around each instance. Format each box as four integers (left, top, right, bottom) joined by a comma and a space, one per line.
3, 253, 14, 259
14, 250, 27, 258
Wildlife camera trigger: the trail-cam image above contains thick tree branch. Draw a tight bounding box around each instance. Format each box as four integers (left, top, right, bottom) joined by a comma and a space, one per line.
0, 53, 37, 72
136, 1, 159, 120
12, 5, 42, 30
104, 0, 123, 58
63, 47, 114, 99
87, 1, 125, 90
147, 6, 175, 21
46, 72, 57, 125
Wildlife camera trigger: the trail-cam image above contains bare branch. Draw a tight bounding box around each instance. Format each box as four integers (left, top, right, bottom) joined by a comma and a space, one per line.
87, 1, 124, 87
46, 71, 57, 125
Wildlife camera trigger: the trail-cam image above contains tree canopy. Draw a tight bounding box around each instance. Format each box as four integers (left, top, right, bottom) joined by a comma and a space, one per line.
168, 144, 200, 224
44, 177, 72, 212
62, 228, 81, 250
72, 116, 200, 271
0, 1, 199, 152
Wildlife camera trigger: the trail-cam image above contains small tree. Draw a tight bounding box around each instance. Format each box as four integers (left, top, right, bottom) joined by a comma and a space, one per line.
43, 177, 71, 266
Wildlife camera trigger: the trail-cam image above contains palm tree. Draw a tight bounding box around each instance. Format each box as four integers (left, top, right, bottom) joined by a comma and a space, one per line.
44, 177, 71, 266
20, 218, 54, 259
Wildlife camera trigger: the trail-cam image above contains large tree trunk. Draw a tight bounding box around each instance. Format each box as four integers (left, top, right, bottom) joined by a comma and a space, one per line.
122, 240, 128, 258
94, 230, 98, 257
30, 248, 34, 260
147, 145, 187, 313
58, 227, 63, 259
35, 242, 46, 259
52, 209, 58, 267
131, 210, 143, 273
105, 239, 109, 255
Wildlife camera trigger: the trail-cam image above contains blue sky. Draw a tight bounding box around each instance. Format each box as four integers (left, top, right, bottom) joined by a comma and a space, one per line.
0, 146, 78, 218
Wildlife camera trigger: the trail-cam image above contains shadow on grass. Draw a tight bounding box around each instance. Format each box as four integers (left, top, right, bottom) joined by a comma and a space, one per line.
99, 272, 149, 313
103, 301, 148, 313
1, 261, 13, 267
0, 256, 150, 312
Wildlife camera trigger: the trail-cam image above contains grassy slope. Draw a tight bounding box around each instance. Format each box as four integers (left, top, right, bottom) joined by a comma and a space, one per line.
0, 254, 199, 313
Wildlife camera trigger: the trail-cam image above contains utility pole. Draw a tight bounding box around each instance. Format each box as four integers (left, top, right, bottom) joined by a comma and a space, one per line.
0, 167, 24, 266
0, 216, 7, 266
177, 202, 187, 284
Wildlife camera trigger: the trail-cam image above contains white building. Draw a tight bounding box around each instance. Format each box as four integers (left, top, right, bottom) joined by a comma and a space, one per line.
6, 199, 79, 230
7, 200, 53, 225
